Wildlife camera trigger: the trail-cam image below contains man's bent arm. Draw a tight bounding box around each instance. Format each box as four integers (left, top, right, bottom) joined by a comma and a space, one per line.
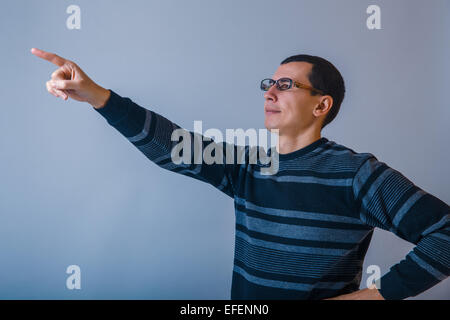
353, 156, 449, 300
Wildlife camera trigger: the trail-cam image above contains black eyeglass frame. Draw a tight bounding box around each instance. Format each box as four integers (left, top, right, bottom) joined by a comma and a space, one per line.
260, 78, 325, 95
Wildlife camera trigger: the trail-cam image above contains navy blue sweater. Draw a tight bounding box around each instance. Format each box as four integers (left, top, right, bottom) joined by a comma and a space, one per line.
94, 90, 449, 300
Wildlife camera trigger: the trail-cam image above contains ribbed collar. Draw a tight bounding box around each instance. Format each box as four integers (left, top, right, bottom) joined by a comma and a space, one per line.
267, 137, 329, 161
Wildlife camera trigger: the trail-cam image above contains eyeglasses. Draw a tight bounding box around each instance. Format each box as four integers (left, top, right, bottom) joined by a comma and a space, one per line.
260, 78, 324, 95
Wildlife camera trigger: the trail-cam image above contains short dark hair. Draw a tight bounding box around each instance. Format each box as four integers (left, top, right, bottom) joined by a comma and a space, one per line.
281, 54, 345, 129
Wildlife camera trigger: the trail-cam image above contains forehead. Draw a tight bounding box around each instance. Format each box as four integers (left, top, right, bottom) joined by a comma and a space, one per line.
272, 62, 313, 84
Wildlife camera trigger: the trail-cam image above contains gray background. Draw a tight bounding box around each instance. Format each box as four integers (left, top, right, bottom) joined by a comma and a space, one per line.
0, 0, 448, 299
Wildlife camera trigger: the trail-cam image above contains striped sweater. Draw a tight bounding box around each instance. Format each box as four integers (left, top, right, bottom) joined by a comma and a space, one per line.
94, 90, 449, 300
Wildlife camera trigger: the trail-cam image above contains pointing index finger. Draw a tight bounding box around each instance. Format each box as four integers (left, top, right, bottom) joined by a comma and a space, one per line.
31, 48, 67, 67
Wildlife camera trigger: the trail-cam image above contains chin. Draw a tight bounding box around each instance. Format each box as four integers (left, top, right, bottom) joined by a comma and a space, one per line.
264, 122, 281, 133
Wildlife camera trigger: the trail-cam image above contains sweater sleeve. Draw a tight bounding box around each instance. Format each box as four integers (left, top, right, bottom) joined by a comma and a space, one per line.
93, 89, 247, 198
353, 156, 449, 300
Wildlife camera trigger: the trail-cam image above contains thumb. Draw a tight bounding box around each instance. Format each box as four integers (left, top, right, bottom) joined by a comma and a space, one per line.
50, 80, 81, 90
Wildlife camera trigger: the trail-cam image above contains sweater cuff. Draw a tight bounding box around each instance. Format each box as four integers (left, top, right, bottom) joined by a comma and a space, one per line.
93, 89, 128, 125
378, 269, 410, 300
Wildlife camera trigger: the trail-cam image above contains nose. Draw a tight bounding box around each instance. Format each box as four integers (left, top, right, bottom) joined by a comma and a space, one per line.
263, 84, 278, 102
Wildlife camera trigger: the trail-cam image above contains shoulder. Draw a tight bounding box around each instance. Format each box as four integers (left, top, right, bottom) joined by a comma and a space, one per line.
313, 138, 378, 172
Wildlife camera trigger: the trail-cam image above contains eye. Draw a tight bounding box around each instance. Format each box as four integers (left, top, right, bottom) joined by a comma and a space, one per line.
278, 79, 291, 90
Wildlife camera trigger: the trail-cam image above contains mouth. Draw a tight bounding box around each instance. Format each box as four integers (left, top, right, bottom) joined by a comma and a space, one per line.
265, 109, 281, 115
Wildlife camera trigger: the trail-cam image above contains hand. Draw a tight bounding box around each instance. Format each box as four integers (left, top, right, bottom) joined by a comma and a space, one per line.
31, 48, 111, 109
323, 285, 385, 300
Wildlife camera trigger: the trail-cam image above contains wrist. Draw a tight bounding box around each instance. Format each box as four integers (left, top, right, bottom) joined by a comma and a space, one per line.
91, 86, 111, 109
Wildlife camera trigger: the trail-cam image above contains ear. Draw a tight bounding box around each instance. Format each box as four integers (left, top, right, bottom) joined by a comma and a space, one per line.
313, 95, 333, 118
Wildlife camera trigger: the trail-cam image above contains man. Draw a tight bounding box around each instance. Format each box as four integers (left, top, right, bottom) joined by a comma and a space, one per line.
31, 48, 449, 300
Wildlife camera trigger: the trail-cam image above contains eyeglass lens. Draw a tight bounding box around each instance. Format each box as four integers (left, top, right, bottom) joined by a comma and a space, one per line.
261, 78, 292, 91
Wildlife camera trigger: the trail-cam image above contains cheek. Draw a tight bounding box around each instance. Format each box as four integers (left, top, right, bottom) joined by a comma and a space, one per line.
282, 102, 302, 122
286, 96, 315, 119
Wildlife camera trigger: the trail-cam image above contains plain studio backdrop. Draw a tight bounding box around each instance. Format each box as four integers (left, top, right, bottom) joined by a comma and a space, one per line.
0, 0, 448, 299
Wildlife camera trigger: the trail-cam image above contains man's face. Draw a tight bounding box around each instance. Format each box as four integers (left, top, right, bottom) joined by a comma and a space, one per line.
264, 62, 322, 135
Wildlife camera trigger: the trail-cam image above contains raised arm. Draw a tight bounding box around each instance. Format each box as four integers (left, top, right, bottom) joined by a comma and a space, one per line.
31, 48, 249, 198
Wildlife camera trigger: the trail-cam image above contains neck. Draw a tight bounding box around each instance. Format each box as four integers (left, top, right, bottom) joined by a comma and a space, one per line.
275, 127, 322, 155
